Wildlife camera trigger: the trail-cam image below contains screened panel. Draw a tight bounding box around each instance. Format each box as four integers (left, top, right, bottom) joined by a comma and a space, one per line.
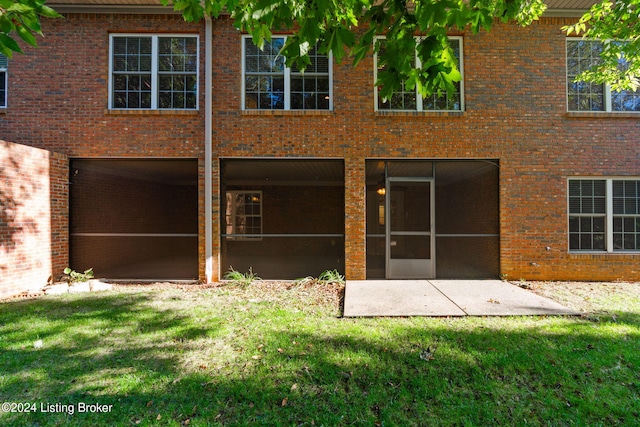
387, 161, 433, 178
435, 161, 499, 235
436, 236, 500, 278
71, 236, 197, 279
435, 161, 499, 278
390, 235, 431, 259
223, 236, 344, 279
366, 160, 499, 279
366, 235, 385, 279
70, 159, 198, 279
389, 182, 430, 233
366, 165, 386, 278
221, 159, 345, 279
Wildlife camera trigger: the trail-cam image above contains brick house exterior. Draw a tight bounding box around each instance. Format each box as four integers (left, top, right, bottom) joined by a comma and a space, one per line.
1, 0, 639, 296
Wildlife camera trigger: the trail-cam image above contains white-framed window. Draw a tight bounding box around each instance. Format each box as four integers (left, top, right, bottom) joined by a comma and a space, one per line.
109, 34, 199, 110
0, 54, 7, 108
566, 39, 640, 112
374, 36, 464, 112
568, 178, 640, 252
242, 36, 332, 110
225, 191, 262, 240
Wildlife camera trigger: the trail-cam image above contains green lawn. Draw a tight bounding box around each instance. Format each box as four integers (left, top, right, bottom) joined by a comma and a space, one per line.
1, 281, 639, 426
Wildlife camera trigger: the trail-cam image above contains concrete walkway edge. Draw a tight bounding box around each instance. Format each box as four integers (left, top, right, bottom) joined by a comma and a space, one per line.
343, 280, 579, 317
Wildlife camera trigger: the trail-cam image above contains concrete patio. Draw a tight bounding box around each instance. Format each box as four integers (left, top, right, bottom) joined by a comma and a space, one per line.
343, 280, 580, 317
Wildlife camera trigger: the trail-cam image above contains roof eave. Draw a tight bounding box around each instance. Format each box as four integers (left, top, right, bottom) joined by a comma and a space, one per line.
48, 4, 181, 14
543, 8, 588, 17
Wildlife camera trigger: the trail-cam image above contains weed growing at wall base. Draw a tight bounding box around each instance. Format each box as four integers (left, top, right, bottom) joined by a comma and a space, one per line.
223, 266, 261, 286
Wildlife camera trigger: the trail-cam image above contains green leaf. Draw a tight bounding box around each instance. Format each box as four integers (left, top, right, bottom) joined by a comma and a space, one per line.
16, 21, 38, 46
6, 3, 34, 13
0, 33, 23, 54
18, 11, 42, 33
39, 5, 63, 18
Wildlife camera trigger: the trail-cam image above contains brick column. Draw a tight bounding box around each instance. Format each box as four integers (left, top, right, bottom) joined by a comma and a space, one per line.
49, 150, 69, 279
344, 157, 366, 280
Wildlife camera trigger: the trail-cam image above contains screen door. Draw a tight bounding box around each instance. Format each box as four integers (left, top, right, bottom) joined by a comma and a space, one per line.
386, 178, 435, 279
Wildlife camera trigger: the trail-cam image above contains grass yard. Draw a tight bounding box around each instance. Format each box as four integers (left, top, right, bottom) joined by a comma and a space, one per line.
0, 280, 639, 426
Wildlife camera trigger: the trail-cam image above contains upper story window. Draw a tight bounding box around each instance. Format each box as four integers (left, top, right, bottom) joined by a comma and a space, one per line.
109, 35, 199, 110
374, 37, 464, 112
0, 54, 7, 108
569, 178, 640, 252
242, 36, 332, 110
566, 39, 640, 112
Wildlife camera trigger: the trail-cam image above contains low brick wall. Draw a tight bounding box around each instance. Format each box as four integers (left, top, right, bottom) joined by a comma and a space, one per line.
0, 140, 68, 298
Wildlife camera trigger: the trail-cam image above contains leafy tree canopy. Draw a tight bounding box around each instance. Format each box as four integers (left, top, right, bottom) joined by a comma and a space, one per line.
0, 0, 61, 57
1, 0, 638, 96
165, 0, 548, 100
564, 0, 640, 91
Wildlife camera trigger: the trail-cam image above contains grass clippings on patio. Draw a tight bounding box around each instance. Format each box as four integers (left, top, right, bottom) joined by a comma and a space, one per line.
0, 280, 639, 426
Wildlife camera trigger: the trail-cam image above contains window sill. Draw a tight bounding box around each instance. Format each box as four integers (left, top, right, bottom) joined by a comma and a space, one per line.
0, 108, 6, 114
375, 110, 464, 117
242, 110, 334, 117
569, 251, 640, 255
566, 111, 640, 119
105, 109, 199, 116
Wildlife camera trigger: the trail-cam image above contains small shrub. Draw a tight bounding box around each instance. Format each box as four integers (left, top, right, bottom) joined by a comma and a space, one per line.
317, 269, 345, 284
63, 267, 94, 285
223, 267, 260, 286
293, 276, 316, 287
294, 270, 346, 288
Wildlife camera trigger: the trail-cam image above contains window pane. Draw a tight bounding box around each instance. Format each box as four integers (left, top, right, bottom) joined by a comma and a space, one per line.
613, 180, 640, 215
568, 179, 607, 251
569, 180, 606, 214
111, 35, 197, 110
244, 37, 296, 110
289, 44, 331, 110
157, 37, 198, 109
566, 40, 605, 111
377, 38, 420, 111
225, 191, 262, 239
158, 37, 197, 72
569, 217, 579, 232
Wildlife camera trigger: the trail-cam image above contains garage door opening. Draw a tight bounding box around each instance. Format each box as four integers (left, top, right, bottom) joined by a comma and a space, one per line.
221, 159, 345, 279
70, 159, 199, 280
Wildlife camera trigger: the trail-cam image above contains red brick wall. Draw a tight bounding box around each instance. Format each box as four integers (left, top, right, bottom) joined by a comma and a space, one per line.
1, 13, 639, 282
209, 16, 640, 281
0, 140, 68, 298
0, 13, 207, 280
